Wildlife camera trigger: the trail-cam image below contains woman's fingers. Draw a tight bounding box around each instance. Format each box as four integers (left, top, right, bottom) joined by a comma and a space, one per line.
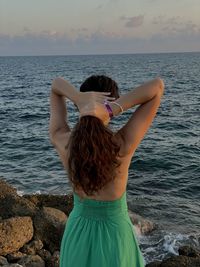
95, 92, 111, 95
98, 96, 115, 100
94, 98, 114, 104
93, 91, 114, 96
100, 96, 116, 103
94, 93, 115, 100
87, 91, 116, 103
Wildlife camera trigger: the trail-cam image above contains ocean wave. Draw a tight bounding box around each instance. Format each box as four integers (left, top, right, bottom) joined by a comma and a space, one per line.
140, 230, 200, 264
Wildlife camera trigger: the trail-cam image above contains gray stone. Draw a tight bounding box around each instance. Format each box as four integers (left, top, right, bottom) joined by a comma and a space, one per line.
33, 207, 67, 253
23, 193, 73, 216
160, 255, 199, 267
20, 239, 43, 255
145, 261, 161, 267
37, 249, 51, 262
46, 251, 60, 267
7, 264, 23, 267
0, 194, 38, 220
178, 245, 200, 257
0, 255, 8, 265
128, 210, 156, 235
6, 251, 27, 263
17, 255, 45, 267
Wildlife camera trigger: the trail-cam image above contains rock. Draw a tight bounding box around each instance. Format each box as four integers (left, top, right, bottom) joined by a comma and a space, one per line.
161, 256, 189, 267
5, 264, 23, 267
20, 239, 43, 255
33, 207, 67, 253
0, 255, 9, 265
0, 216, 33, 256
160, 255, 200, 267
178, 245, 200, 257
6, 251, 27, 263
17, 255, 45, 267
128, 210, 156, 235
190, 257, 200, 267
0, 180, 38, 220
146, 245, 200, 267
46, 251, 60, 267
37, 249, 51, 262
145, 261, 161, 267
23, 193, 73, 216
0, 178, 18, 196
0, 193, 37, 220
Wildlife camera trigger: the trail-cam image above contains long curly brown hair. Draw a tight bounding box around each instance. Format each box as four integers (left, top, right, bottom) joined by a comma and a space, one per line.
67, 75, 121, 196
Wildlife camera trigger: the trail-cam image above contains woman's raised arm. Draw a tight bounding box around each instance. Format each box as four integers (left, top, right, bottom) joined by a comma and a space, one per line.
110, 77, 165, 156
49, 77, 115, 144
49, 77, 79, 144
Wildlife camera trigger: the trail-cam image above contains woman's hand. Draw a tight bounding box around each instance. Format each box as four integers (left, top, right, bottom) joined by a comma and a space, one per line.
75, 91, 115, 124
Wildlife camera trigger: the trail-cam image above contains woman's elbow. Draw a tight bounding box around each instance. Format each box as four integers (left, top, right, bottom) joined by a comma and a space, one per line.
155, 77, 165, 95
49, 134, 55, 146
51, 78, 57, 89
51, 77, 64, 89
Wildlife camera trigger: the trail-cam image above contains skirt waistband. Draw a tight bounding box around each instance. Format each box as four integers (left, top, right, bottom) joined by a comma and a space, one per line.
71, 190, 129, 220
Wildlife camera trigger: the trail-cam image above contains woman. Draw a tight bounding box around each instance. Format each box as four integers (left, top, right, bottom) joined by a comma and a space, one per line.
49, 75, 164, 267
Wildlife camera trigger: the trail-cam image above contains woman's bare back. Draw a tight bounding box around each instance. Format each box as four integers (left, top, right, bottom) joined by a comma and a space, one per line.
64, 133, 134, 201
50, 78, 164, 201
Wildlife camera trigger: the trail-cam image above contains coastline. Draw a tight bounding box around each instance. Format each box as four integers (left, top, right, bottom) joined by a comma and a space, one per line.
0, 178, 200, 267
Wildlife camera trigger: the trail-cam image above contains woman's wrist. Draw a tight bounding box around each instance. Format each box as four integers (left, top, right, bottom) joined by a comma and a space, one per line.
109, 102, 123, 116
104, 101, 113, 118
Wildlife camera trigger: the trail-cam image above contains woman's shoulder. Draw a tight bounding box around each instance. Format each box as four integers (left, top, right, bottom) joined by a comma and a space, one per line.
114, 131, 136, 158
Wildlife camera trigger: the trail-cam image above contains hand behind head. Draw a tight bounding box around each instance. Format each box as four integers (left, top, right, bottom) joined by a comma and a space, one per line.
79, 101, 111, 125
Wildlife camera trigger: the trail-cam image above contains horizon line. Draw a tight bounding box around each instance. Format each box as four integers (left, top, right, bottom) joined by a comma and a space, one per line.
0, 50, 200, 57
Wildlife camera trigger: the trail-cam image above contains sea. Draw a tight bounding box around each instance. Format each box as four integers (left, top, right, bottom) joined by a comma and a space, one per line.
0, 52, 199, 265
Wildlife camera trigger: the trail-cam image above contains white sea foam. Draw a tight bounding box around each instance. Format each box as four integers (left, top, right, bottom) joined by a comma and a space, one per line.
139, 230, 200, 264
17, 190, 25, 196
17, 189, 42, 196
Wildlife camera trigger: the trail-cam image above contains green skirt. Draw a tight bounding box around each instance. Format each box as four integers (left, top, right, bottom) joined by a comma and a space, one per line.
59, 190, 145, 267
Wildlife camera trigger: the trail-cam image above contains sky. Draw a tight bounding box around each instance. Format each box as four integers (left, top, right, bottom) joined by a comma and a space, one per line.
0, 0, 200, 56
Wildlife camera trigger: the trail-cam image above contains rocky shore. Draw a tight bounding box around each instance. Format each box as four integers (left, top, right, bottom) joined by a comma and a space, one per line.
0, 178, 200, 267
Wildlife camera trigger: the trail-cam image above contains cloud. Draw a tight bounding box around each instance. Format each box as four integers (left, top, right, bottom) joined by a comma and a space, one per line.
23, 27, 31, 33
96, 0, 120, 10
152, 15, 182, 25
152, 15, 165, 25
95, 4, 103, 9
152, 15, 200, 36
71, 27, 88, 32
0, 29, 125, 55
0, 23, 200, 56
0, 31, 73, 54
145, 0, 159, 2
120, 15, 144, 28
